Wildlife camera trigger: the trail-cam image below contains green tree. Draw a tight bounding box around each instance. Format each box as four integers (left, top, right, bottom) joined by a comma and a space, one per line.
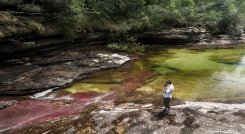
40, 0, 245, 37
84, 0, 147, 31
42, 0, 85, 38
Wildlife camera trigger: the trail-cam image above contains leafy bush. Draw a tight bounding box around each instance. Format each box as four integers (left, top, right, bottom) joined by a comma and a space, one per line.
107, 42, 145, 54
108, 31, 137, 43
85, 0, 148, 32
41, 0, 85, 38
23, 41, 36, 47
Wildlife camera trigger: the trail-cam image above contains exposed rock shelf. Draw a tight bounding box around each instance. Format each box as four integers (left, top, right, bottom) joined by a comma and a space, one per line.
90, 102, 245, 134
0, 45, 131, 95
8, 101, 245, 134
138, 27, 245, 45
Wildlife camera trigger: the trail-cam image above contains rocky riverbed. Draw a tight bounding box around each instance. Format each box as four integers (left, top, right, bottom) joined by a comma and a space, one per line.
91, 101, 245, 134
4, 100, 244, 134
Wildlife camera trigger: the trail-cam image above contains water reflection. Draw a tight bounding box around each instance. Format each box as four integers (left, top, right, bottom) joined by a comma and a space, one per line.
212, 55, 245, 100
213, 55, 245, 83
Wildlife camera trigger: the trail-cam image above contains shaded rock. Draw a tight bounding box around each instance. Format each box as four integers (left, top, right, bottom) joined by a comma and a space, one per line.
17, 4, 42, 13
0, 11, 45, 40
138, 27, 245, 46
138, 27, 210, 45
163, 27, 207, 35
196, 34, 245, 45
0, 65, 84, 95
227, 25, 244, 36
183, 115, 195, 127
0, 46, 130, 95
0, 0, 22, 6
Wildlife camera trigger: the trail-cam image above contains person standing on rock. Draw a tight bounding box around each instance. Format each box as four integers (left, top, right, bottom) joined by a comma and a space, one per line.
163, 80, 174, 113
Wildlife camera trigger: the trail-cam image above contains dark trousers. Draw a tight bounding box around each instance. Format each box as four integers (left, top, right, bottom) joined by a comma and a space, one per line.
163, 97, 171, 110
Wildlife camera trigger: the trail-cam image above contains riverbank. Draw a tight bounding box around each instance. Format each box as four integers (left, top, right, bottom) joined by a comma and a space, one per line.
0, 44, 132, 95
138, 28, 245, 46
4, 100, 244, 134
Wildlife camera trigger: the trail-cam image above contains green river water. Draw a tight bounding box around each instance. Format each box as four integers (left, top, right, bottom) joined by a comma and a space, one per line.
65, 46, 245, 103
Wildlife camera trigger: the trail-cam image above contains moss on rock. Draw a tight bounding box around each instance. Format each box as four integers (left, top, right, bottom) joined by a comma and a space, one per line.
28, 20, 45, 34
0, 11, 45, 40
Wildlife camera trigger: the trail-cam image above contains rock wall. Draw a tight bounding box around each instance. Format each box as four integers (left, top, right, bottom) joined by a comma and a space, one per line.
0, 0, 63, 56
0, 11, 45, 40
138, 27, 245, 45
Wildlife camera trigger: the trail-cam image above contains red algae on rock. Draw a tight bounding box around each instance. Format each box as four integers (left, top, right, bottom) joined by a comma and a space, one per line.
71, 92, 102, 103
118, 70, 156, 92
0, 92, 110, 133
0, 100, 54, 131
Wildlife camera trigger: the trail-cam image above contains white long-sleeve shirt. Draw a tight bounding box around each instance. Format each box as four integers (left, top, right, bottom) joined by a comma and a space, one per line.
163, 84, 174, 98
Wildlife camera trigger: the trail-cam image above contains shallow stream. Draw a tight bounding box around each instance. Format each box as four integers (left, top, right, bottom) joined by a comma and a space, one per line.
64, 45, 245, 103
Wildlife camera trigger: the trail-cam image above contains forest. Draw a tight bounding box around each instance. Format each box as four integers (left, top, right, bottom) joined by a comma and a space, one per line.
1, 0, 244, 52
41, 0, 245, 36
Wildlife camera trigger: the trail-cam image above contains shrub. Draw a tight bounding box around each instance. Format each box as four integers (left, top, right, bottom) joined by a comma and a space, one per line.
107, 42, 145, 54
41, 0, 85, 38
23, 41, 36, 47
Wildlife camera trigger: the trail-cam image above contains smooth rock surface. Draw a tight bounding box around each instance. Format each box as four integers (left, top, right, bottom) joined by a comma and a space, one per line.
0, 46, 130, 95
6, 101, 245, 134
91, 102, 245, 134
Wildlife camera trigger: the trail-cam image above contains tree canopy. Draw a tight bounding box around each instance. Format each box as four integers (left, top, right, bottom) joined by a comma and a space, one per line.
40, 0, 245, 36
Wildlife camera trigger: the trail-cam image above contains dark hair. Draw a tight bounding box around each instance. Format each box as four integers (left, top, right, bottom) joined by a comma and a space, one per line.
166, 80, 172, 84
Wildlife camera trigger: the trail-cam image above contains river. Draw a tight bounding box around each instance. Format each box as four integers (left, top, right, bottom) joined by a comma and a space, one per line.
1, 45, 245, 133
62, 45, 245, 103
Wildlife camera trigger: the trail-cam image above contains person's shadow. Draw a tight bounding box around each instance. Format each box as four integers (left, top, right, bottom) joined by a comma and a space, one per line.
155, 110, 169, 119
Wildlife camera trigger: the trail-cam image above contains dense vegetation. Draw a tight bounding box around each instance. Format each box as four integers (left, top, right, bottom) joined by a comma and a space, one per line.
41, 0, 245, 35
37, 0, 244, 53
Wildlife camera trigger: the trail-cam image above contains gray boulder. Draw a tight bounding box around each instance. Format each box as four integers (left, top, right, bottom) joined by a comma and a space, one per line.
227, 25, 244, 36
0, 0, 23, 6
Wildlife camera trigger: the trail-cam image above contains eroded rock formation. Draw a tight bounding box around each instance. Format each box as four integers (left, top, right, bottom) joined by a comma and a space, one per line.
0, 45, 131, 95
7, 101, 244, 134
